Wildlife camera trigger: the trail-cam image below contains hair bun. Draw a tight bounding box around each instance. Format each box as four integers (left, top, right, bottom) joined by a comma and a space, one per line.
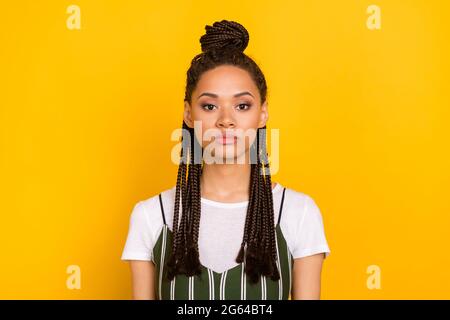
200, 20, 249, 53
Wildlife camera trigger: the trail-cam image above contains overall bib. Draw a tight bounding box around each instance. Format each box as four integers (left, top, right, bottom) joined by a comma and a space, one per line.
152, 187, 293, 300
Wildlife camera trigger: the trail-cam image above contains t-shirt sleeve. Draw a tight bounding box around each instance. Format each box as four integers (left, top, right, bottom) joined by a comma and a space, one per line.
121, 201, 154, 261
292, 195, 331, 259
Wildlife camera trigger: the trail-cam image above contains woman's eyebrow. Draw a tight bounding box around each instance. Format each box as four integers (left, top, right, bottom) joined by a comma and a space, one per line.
197, 91, 254, 99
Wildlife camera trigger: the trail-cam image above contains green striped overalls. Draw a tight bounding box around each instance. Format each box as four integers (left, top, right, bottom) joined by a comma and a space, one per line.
152, 187, 293, 300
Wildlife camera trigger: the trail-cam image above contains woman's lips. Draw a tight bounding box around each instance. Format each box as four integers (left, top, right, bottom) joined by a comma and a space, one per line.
216, 135, 237, 145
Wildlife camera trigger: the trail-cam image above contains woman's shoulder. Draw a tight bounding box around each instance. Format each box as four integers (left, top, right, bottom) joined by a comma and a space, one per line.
277, 183, 318, 209
277, 183, 331, 259
277, 183, 324, 224
137, 185, 176, 209
121, 186, 176, 262
129, 185, 176, 229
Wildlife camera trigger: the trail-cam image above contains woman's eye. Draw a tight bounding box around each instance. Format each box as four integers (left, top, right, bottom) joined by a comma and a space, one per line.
237, 103, 251, 111
201, 104, 216, 111
201, 103, 251, 111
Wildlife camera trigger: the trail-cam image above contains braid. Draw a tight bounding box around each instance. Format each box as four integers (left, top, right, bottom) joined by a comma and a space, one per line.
200, 20, 249, 53
236, 126, 281, 284
260, 128, 279, 279
166, 124, 202, 279
236, 162, 257, 263
167, 124, 186, 278
190, 162, 202, 273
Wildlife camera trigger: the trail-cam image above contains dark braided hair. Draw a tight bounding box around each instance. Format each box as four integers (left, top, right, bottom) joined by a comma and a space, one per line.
166, 20, 279, 285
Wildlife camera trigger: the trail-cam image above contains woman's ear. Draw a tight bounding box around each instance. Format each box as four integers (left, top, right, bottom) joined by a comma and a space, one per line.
183, 100, 194, 128
258, 100, 269, 128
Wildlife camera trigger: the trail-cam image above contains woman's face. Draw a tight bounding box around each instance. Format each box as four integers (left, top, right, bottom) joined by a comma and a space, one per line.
184, 65, 268, 164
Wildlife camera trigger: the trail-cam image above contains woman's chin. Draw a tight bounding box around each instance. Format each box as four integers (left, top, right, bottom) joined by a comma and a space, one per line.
204, 151, 247, 164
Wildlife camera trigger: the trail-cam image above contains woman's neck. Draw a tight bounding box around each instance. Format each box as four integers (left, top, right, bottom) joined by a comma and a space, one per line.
200, 163, 275, 203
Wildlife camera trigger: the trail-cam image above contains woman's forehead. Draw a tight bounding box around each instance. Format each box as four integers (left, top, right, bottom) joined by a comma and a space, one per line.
194, 66, 259, 99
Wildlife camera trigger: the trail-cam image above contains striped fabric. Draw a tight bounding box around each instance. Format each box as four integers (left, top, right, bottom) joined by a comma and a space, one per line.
153, 187, 293, 300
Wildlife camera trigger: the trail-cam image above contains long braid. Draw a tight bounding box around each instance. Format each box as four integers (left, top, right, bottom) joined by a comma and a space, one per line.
167, 123, 187, 278
185, 142, 202, 275
260, 126, 279, 279
184, 138, 194, 252
236, 162, 257, 263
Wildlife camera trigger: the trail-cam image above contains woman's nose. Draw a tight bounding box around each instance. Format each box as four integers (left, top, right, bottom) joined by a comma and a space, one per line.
216, 108, 235, 128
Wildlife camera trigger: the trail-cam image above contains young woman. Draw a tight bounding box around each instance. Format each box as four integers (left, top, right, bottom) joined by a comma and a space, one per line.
121, 20, 330, 300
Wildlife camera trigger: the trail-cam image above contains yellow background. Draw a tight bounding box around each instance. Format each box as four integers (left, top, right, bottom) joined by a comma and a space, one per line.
1, 0, 449, 299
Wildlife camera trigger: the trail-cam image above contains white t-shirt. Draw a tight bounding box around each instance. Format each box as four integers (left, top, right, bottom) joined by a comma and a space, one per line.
121, 182, 331, 274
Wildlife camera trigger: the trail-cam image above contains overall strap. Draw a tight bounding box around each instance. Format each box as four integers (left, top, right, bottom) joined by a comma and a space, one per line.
158, 193, 167, 226
276, 187, 287, 226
